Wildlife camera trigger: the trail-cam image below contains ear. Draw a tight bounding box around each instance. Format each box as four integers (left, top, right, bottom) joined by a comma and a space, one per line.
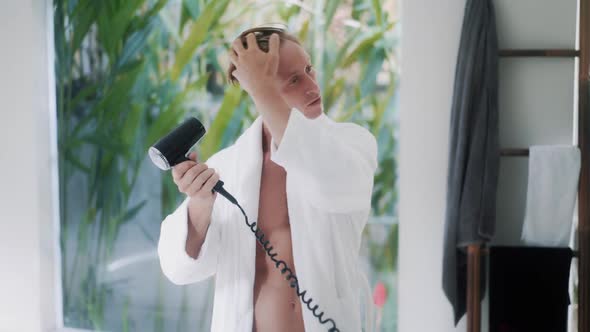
231, 69, 238, 78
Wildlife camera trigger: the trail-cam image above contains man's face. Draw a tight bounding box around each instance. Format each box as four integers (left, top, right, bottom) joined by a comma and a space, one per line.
274, 40, 323, 119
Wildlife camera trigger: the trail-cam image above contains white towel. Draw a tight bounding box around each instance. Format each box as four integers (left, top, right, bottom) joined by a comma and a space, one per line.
567, 198, 579, 332
521, 145, 581, 247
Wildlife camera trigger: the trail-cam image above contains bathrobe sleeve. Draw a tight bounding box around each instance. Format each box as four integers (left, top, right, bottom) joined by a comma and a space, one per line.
157, 156, 224, 285
270, 108, 378, 213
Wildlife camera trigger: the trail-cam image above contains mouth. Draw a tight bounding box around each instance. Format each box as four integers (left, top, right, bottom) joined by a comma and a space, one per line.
307, 97, 322, 107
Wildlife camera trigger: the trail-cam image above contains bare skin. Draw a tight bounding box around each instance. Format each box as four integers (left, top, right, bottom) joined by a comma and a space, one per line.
252, 123, 305, 332
230, 32, 324, 331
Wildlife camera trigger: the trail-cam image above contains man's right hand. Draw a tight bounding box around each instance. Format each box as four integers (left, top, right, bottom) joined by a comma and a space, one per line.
172, 152, 220, 228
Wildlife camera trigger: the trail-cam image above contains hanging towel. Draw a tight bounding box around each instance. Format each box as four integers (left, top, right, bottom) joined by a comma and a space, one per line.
521, 145, 581, 247
442, 0, 500, 325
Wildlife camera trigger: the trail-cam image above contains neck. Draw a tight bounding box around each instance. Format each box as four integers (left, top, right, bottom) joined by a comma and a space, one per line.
261, 121, 273, 153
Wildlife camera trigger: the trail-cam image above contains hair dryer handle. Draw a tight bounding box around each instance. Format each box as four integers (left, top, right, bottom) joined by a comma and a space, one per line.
213, 180, 225, 193
175, 154, 191, 165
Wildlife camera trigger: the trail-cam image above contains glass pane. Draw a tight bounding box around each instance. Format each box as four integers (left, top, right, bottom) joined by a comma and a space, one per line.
54, 0, 399, 331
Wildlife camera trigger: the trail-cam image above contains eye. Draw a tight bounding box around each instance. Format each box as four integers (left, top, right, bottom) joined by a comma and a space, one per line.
289, 76, 299, 85
306, 65, 314, 74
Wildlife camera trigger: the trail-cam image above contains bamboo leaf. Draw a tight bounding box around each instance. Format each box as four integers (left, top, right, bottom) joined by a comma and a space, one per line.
108, 0, 144, 52
220, 101, 247, 148
121, 200, 147, 223
145, 105, 185, 150
65, 150, 91, 174
341, 30, 384, 68
324, 28, 361, 84
115, 18, 157, 70
324, 0, 340, 27
279, 3, 300, 21
180, 0, 200, 31
360, 47, 385, 97
78, 133, 127, 153
209, 0, 230, 31
145, 74, 210, 149
170, 0, 229, 81
141, 0, 169, 28
71, 0, 97, 53
121, 103, 143, 149
99, 60, 144, 123
371, 77, 396, 134
298, 19, 310, 43
352, 0, 368, 20
199, 85, 243, 160
371, 0, 383, 27
324, 77, 345, 111
138, 224, 157, 246
67, 82, 99, 111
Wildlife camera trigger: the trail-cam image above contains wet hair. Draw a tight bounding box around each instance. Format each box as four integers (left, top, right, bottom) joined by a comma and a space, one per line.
227, 26, 302, 86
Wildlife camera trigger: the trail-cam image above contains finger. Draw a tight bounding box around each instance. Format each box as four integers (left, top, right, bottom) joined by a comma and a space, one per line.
188, 168, 215, 196
269, 33, 279, 55
201, 171, 220, 194
178, 163, 208, 192
268, 34, 280, 73
246, 33, 258, 51
232, 38, 246, 54
188, 151, 198, 162
172, 160, 196, 182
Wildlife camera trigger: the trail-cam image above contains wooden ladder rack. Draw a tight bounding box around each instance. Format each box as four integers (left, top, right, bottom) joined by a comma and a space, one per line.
466, 1, 590, 331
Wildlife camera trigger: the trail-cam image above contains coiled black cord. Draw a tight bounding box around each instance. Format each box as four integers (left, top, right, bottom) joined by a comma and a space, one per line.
217, 187, 340, 332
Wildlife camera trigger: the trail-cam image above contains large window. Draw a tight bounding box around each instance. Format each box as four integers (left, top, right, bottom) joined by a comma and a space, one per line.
54, 0, 399, 330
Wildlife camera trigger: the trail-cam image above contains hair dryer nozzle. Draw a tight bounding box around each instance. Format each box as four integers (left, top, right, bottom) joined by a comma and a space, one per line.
148, 117, 205, 170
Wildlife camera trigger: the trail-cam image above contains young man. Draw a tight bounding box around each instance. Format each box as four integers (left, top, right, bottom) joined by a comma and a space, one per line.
157, 26, 378, 332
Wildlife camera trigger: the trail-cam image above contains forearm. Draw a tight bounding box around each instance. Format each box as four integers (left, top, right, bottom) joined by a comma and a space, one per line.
185, 203, 212, 259
250, 83, 291, 146
268, 110, 378, 213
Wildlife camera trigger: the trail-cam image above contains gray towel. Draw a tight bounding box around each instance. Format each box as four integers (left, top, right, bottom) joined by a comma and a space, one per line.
442, 0, 500, 325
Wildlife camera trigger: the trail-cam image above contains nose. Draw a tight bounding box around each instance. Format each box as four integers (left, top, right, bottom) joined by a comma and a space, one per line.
305, 90, 319, 98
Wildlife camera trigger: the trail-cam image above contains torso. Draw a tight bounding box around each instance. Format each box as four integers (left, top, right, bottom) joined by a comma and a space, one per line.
252, 125, 305, 332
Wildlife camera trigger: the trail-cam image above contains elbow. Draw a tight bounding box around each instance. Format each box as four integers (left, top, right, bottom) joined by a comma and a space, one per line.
157, 250, 201, 286
157, 246, 185, 285
161, 268, 193, 286
306, 149, 377, 213
157, 236, 215, 285
160, 265, 184, 285
157, 239, 194, 286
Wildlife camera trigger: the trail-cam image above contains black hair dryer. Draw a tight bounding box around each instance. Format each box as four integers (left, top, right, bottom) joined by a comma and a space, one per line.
148, 117, 235, 202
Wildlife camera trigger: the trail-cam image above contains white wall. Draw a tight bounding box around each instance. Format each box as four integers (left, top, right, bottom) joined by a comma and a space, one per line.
398, 0, 469, 330
398, 0, 577, 331
0, 0, 59, 331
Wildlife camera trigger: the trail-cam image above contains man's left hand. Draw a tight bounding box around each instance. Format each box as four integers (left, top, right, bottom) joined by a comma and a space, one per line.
229, 33, 280, 97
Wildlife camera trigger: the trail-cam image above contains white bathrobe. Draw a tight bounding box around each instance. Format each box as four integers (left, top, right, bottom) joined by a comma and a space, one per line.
158, 109, 378, 332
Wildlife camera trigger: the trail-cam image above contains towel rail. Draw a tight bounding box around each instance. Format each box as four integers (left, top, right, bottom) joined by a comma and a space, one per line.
499, 49, 580, 57
500, 148, 529, 156
467, 1, 589, 331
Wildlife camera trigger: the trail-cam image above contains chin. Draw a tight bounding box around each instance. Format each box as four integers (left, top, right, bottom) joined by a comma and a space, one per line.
302, 105, 323, 119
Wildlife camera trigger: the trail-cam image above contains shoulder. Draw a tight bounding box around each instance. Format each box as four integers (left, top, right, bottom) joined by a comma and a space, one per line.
323, 115, 377, 148
203, 144, 236, 173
